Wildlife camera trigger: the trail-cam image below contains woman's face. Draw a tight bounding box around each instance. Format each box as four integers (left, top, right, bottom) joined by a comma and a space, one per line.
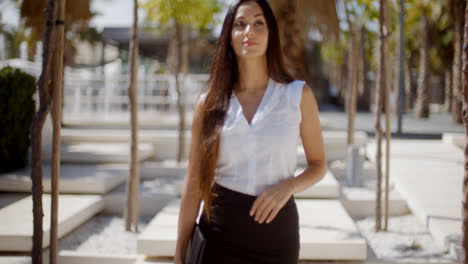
231, 1, 269, 59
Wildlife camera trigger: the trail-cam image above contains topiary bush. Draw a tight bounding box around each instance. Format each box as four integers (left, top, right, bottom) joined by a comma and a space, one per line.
0, 66, 36, 173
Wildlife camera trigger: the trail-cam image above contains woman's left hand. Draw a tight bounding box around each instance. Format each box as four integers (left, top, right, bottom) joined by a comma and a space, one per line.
250, 178, 296, 224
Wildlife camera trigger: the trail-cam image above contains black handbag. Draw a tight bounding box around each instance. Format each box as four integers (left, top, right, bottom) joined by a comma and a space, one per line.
184, 224, 206, 264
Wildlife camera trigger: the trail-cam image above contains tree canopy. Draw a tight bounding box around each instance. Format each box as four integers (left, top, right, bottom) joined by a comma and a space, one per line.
142, 0, 222, 30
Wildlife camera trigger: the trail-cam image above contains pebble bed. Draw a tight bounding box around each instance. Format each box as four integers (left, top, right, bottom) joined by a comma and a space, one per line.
356, 214, 460, 263
58, 214, 152, 255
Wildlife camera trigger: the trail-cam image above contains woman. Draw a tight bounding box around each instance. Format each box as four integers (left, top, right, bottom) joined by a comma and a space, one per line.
174, 0, 327, 263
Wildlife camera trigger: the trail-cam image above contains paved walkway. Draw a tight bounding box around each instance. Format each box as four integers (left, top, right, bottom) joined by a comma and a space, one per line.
319, 110, 463, 136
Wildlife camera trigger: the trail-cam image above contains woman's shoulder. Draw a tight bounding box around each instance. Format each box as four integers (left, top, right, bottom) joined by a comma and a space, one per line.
288, 79, 306, 89
275, 79, 307, 105
274, 79, 305, 95
199, 91, 208, 103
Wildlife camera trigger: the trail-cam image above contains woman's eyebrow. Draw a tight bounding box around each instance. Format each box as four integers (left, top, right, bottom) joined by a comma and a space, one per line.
235, 13, 264, 19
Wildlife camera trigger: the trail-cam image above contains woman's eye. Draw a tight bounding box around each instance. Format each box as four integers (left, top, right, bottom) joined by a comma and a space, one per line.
255, 21, 265, 26
234, 21, 245, 28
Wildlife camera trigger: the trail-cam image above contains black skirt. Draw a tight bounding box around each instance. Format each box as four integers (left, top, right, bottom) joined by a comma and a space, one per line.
199, 184, 300, 264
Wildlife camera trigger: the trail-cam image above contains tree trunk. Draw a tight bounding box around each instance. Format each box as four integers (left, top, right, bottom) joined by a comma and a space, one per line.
405, 51, 417, 109
125, 0, 139, 232
174, 22, 187, 163
277, 0, 310, 82
357, 26, 370, 111
345, 0, 358, 146
167, 20, 188, 163
30, 1, 59, 263
393, 4, 402, 113
453, 0, 464, 124
340, 59, 349, 106
375, 0, 386, 232
445, 68, 453, 112
49, 0, 65, 263
415, 13, 430, 118
383, 0, 392, 231
396, 0, 406, 134
461, 1, 468, 262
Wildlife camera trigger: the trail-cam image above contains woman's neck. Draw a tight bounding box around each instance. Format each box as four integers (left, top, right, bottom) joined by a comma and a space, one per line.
236, 56, 269, 93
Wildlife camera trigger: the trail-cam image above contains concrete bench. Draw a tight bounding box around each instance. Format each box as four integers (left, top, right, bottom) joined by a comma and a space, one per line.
0, 194, 103, 252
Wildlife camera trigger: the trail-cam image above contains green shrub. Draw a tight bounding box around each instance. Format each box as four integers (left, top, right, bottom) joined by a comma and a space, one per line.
0, 66, 36, 173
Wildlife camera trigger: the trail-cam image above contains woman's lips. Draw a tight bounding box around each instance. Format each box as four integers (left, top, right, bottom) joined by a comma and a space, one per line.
243, 40, 257, 46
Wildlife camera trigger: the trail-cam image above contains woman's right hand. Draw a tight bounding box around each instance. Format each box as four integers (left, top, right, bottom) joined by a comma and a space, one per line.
174, 96, 205, 264
173, 254, 183, 264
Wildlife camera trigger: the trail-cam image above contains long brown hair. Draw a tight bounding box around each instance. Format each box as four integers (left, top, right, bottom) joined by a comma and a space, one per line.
198, 0, 293, 218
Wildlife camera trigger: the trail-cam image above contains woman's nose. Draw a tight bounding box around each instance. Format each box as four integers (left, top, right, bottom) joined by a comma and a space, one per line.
245, 24, 254, 37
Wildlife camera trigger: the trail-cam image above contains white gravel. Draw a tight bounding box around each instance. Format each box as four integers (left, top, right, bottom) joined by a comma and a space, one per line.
356, 214, 460, 263
58, 214, 152, 255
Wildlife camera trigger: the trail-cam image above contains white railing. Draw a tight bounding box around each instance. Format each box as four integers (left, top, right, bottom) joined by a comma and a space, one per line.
63, 74, 209, 117
0, 59, 209, 118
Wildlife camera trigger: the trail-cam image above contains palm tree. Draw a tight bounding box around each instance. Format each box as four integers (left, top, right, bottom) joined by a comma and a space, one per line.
395, 0, 406, 133
414, 9, 430, 118
142, 0, 221, 163
20, 0, 91, 65
448, 0, 465, 124
268, 0, 339, 85
344, 0, 358, 146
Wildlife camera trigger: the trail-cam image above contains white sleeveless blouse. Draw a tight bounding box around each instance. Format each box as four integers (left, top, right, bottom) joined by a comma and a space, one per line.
203, 78, 305, 196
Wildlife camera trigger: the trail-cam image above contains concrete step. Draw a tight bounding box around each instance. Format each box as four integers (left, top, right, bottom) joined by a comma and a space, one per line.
442, 133, 463, 149
367, 139, 462, 254
61, 129, 367, 162
0, 193, 29, 210
162, 168, 340, 199
299, 130, 367, 162
103, 181, 176, 217
0, 164, 127, 194
61, 129, 190, 161
328, 159, 377, 181
140, 163, 340, 199
137, 199, 367, 260
62, 112, 195, 130
340, 186, 409, 218
140, 161, 188, 180
366, 139, 462, 164
295, 169, 339, 198
43, 142, 155, 164
0, 194, 103, 252
58, 251, 138, 264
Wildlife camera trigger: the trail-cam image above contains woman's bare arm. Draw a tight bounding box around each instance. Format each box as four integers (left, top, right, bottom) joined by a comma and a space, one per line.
288, 83, 327, 193
174, 98, 205, 264
250, 83, 327, 224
